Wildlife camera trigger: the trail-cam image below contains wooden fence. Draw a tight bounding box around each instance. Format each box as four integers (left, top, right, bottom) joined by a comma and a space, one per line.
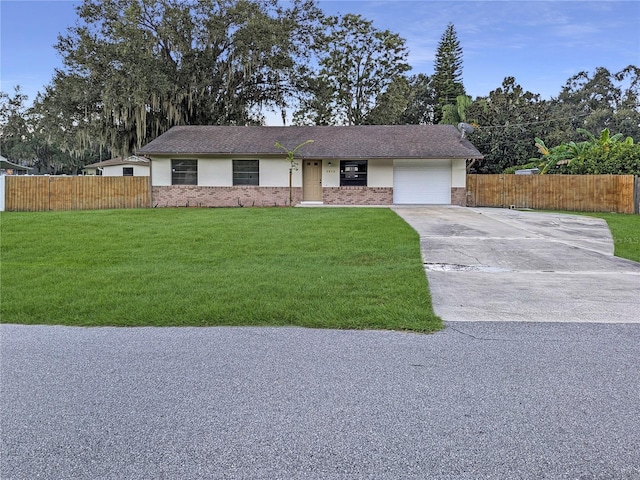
466, 174, 639, 214
3, 176, 151, 212
3, 174, 638, 213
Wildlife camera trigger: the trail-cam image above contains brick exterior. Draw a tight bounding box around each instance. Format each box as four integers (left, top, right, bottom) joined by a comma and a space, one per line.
153, 186, 302, 207
451, 187, 466, 206
322, 187, 393, 205
153, 185, 394, 207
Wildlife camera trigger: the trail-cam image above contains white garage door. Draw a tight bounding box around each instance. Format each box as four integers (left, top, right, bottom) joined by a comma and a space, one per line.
393, 159, 452, 204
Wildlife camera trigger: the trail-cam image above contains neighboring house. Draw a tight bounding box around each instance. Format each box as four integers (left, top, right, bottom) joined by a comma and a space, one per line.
83, 156, 150, 176
0, 156, 33, 176
137, 125, 483, 207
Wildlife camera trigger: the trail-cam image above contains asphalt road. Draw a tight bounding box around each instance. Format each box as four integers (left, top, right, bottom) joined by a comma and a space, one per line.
2, 323, 639, 479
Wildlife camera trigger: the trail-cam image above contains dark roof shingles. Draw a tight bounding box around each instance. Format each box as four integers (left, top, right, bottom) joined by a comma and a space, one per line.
138, 125, 483, 159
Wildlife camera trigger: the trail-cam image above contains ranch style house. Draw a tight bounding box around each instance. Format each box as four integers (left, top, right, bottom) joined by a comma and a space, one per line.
137, 124, 483, 207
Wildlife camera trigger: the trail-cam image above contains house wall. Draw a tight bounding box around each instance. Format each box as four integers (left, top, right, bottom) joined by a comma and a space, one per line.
152, 156, 301, 187
369, 159, 394, 187
84, 165, 149, 176
451, 187, 466, 206
322, 187, 393, 205
151, 185, 391, 207
321, 159, 393, 188
152, 186, 301, 207
199, 159, 232, 186
319, 159, 393, 204
149, 155, 463, 206
262, 158, 302, 187
152, 158, 172, 185
197, 157, 300, 187
451, 159, 466, 187
322, 161, 340, 187
451, 158, 467, 206
134, 165, 150, 176
101, 164, 150, 176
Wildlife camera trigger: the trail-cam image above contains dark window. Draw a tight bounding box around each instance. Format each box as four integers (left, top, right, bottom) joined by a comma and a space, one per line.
122, 167, 134, 176
172, 159, 197, 185
233, 160, 259, 186
340, 160, 367, 186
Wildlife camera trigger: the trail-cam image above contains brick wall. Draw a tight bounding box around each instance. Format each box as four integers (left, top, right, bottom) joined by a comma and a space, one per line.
451, 187, 466, 206
322, 187, 393, 205
153, 186, 302, 207
153, 185, 409, 207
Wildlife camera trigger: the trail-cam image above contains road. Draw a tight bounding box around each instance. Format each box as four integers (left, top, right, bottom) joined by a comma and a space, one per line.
2, 323, 639, 479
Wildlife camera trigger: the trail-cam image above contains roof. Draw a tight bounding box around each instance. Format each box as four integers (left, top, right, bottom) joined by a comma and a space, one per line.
84, 156, 150, 168
138, 125, 483, 160
0, 156, 33, 171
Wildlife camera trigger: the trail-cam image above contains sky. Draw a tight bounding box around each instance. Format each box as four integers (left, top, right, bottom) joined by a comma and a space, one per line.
1, 0, 639, 125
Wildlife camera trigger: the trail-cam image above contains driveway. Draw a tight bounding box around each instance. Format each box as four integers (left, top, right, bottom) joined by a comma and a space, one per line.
393, 206, 640, 323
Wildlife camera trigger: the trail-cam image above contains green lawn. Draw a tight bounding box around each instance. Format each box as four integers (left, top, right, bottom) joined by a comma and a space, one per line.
0, 208, 441, 332
581, 212, 640, 263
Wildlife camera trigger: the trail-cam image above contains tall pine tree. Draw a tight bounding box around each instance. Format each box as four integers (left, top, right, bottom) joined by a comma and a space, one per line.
432, 23, 465, 123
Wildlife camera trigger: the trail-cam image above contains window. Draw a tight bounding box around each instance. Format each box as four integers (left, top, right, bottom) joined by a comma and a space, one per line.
340, 160, 367, 186
233, 160, 259, 186
172, 159, 197, 185
122, 167, 134, 176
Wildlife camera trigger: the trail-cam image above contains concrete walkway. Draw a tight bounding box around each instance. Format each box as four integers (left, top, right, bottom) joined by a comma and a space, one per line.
393, 206, 640, 323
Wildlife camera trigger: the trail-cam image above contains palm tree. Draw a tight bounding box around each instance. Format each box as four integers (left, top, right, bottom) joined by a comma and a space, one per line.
275, 139, 314, 205
440, 95, 472, 125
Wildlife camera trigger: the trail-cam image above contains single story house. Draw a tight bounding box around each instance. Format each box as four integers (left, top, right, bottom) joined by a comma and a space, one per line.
83, 155, 150, 176
137, 125, 483, 207
1, 156, 33, 176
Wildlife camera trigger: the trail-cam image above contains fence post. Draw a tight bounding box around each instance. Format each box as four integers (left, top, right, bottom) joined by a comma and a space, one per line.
465, 174, 474, 207
633, 175, 640, 215
0, 176, 5, 212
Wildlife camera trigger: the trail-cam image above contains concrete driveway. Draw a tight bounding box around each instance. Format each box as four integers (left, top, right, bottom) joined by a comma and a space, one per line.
393, 206, 640, 323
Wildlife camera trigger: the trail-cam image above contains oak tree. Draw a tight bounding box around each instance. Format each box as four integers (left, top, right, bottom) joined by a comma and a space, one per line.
39, 0, 322, 156
294, 13, 410, 125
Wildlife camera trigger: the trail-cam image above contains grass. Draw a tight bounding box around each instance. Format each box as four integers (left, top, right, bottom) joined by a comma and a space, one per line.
0, 208, 441, 332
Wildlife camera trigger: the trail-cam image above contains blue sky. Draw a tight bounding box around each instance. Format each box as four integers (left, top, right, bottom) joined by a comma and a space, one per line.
1, 0, 639, 120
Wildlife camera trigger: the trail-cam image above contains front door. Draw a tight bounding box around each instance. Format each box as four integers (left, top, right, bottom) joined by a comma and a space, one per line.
303, 160, 322, 201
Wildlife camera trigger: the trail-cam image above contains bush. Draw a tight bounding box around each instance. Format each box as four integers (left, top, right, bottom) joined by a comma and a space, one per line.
566, 143, 640, 175
589, 143, 640, 174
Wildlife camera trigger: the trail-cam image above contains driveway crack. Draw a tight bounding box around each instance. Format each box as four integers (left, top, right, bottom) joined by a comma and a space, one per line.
450, 246, 482, 265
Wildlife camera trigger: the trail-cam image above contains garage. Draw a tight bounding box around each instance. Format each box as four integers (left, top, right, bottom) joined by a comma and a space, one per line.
393, 159, 452, 204
141, 125, 481, 207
